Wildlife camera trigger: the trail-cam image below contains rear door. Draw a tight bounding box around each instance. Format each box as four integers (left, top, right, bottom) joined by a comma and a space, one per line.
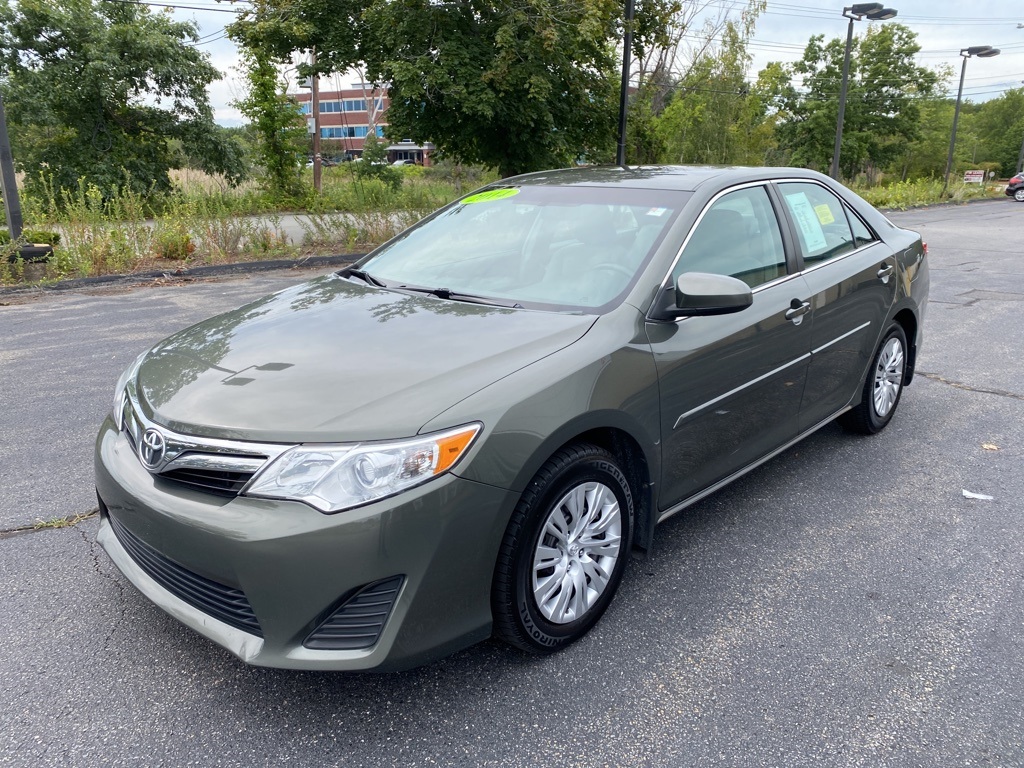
647, 183, 813, 511
772, 181, 898, 431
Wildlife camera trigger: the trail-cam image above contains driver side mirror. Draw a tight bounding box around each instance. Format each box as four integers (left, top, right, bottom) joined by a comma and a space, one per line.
650, 272, 753, 321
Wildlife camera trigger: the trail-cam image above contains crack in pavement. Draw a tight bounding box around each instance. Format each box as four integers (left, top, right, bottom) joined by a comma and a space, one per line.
0, 509, 98, 539
77, 519, 129, 653
917, 371, 1024, 402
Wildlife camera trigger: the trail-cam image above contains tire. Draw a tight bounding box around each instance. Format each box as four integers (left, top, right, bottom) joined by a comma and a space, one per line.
840, 322, 908, 434
492, 443, 634, 653
1014, 188, 1024, 202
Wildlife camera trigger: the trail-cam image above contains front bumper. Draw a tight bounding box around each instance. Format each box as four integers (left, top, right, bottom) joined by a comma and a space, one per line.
94, 416, 516, 671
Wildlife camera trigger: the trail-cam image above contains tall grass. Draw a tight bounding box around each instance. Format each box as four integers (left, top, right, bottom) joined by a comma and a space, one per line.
4, 165, 488, 284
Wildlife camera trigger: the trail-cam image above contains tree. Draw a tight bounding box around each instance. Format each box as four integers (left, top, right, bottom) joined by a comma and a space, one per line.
970, 88, 1024, 176
776, 24, 943, 180
233, 46, 308, 199
634, 0, 758, 115
653, 11, 775, 166
0, 0, 245, 200
360, 0, 675, 177
227, 0, 368, 80
884, 97, 953, 180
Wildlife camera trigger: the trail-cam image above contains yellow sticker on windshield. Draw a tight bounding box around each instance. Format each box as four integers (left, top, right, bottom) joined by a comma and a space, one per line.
814, 204, 836, 225
461, 188, 520, 204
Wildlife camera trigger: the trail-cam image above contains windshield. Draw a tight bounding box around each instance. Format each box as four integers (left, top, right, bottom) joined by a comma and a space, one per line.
359, 185, 689, 311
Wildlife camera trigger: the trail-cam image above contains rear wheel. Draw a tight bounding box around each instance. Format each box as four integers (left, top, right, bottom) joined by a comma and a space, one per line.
1014, 188, 1024, 202
840, 323, 908, 434
492, 443, 633, 653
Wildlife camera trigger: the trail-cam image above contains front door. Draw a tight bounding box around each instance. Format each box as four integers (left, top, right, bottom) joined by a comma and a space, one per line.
647, 184, 813, 512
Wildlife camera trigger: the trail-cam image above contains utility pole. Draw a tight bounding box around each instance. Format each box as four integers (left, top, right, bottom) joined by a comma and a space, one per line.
311, 48, 322, 193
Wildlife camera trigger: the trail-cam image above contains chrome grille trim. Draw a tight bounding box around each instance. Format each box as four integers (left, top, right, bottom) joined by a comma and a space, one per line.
118, 383, 292, 496
165, 453, 268, 474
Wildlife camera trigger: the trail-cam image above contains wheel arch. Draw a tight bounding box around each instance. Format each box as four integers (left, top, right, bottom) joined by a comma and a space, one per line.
500, 414, 658, 555
892, 306, 918, 385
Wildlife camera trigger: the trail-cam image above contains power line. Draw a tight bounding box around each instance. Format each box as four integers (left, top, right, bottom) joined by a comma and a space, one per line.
99, 0, 244, 14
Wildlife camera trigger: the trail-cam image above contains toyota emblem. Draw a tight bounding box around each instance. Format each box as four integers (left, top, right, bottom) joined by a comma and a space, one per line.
140, 428, 166, 469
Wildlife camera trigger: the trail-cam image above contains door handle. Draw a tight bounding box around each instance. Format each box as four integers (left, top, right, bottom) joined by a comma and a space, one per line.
877, 264, 894, 283
785, 299, 810, 325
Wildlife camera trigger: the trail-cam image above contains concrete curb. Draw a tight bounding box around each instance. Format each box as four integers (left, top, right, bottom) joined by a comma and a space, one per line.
0, 253, 364, 298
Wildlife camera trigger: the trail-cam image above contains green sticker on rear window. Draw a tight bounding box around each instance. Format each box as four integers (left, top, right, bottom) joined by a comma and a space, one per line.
461, 188, 520, 204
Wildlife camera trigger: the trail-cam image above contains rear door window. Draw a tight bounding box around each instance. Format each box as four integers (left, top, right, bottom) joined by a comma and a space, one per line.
778, 182, 855, 266
846, 206, 877, 248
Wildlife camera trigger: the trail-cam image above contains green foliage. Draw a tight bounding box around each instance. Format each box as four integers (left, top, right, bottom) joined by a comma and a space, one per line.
362, 0, 674, 177
0, 0, 247, 202
966, 88, 1024, 177
853, 178, 1000, 210
1, 164, 484, 283
353, 136, 401, 189
233, 45, 309, 201
227, 0, 367, 79
46, 179, 150, 277
887, 98, 955, 180
777, 24, 943, 179
152, 199, 197, 260
623, 89, 666, 165
0, 228, 60, 245
655, 19, 768, 165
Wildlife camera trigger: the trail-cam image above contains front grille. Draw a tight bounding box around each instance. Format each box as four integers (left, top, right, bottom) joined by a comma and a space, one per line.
107, 511, 263, 637
117, 392, 276, 500
304, 576, 404, 650
159, 467, 256, 497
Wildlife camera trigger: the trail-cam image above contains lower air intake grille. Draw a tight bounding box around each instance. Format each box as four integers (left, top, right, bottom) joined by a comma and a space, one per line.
108, 512, 263, 637
304, 576, 404, 650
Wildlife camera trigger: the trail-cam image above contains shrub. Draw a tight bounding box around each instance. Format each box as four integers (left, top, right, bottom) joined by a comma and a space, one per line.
0, 229, 61, 245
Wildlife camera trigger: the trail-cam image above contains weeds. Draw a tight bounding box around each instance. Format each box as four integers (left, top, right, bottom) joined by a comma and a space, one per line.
852, 178, 1002, 210
33, 511, 97, 530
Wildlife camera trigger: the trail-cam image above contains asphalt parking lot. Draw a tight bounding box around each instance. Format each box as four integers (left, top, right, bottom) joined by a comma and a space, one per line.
2, 200, 1022, 767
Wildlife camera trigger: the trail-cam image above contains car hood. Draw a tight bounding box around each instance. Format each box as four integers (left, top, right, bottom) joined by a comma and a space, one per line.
135, 275, 596, 442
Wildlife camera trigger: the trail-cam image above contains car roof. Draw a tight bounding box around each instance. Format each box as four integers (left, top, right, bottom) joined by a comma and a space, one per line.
506, 165, 827, 193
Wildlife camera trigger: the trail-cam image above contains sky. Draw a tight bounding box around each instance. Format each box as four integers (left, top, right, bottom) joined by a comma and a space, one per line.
166, 0, 1024, 127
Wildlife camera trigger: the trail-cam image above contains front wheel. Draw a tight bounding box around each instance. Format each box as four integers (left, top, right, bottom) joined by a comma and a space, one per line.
492, 443, 633, 653
840, 322, 908, 434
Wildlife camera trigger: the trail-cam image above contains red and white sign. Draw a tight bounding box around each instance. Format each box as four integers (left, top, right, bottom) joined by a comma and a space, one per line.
963, 170, 985, 183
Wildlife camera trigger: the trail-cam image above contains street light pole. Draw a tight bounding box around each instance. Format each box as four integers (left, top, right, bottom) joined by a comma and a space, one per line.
830, 3, 898, 181
943, 46, 1000, 195
0, 86, 23, 241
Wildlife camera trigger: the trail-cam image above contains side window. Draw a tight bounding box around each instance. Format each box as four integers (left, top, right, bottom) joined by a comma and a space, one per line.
845, 205, 876, 248
673, 186, 787, 289
778, 182, 855, 266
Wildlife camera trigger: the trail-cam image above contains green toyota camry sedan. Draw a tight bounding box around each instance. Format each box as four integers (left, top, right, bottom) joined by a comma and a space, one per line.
95, 166, 928, 671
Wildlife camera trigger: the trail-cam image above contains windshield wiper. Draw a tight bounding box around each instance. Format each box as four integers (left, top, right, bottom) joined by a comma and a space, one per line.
342, 267, 388, 288
396, 285, 523, 309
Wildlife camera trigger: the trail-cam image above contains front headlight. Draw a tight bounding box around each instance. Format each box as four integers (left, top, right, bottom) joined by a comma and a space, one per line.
243, 424, 481, 513
112, 351, 148, 430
